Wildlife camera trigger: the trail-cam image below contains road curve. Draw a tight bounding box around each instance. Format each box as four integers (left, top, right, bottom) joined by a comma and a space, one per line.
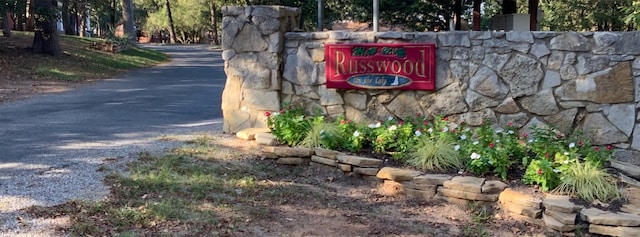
0, 45, 225, 229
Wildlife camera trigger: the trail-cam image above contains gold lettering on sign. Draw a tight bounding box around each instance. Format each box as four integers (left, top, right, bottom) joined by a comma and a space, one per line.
335, 51, 346, 76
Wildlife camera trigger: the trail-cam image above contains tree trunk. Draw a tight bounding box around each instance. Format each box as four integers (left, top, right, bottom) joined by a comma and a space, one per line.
472, 0, 481, 31
111, 0, 116, 29
165, 0, 177, 44
122, 0, 136, 41
32, 0, 61, 56
453, 0, 462, 30
210, 0, 219, 45
26, 0, 35, 31
79, 3, 86, 37
62, 0, 75, 35
2, 13, 12, 37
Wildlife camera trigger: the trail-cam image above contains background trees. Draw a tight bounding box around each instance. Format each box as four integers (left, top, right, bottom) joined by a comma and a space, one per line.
1, 0, 639, 47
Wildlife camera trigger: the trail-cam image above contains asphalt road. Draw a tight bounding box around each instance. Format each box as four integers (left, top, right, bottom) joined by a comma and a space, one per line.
0, 45, 225, 213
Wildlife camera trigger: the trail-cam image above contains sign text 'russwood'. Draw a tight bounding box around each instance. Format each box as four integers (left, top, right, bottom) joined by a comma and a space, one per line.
325, 43, 436, 90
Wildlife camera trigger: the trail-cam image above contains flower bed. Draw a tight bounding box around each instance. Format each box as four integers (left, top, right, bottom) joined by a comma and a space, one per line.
246, 105, 640, 236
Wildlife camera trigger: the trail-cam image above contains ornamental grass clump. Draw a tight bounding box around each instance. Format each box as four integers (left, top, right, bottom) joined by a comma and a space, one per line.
553, 160, 621, 203
301, 116, 341, 149
406, 137, 463, 171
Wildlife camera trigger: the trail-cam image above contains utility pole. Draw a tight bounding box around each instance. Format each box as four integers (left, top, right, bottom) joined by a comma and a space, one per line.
317, 0, 323, 31
373, 0, 379, 32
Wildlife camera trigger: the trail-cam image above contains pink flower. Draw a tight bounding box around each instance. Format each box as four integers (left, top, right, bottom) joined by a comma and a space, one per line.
557, 133, 564, 139
594, 146, 600, 151
489, 143, 494, 148
443, 117, 449, 121
578, 141, 583, 147
606, 145, 613, 151
507, 122, 513, 126
423, 120, 428, 125
264, 111, 271, 117
416, 112, 422, 117
399, 120, 404, 126
545, 153, 550, 158
340, 120, 346, 125
537, 169, 543, 175
280, 109, 285, 114
523, 134, 529, 138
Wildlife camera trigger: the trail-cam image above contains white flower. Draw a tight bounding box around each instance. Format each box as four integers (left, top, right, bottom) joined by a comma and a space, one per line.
488, 160, 494, 165
465, 128, 471, 132
415, 130, 422, 137
564, 152, 569, 156
442, 127, 449, 132
495, 139, 500, 143
553, 169, 561, 173
272, 112, 280, 116
458, 169, 464, 174
388, 125, 397, 131
495, 129, 503, 134
353, 131, 360, 137
528, 139, 534, 143
470, 152, 481, 160
508, 130, 514, 134
368, 122, 382, 128
388, 116, 394, 121
454, 144, 460, 151
473, 141, 479, 145
569, 143, 575, 148
460, 134, 467, 140
564, 160, 569, 164
427, 128, 433, 133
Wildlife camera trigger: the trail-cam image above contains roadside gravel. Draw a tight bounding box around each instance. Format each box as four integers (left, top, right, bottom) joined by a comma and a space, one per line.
0, 128, 222, 236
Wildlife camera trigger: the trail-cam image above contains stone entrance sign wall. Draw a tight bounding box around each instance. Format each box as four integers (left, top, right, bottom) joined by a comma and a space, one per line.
221, 6, 640, 151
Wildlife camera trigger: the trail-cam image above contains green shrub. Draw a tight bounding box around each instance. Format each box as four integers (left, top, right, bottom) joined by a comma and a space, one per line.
265, 105, 311, 146
523, 158, 560, 192
406, 137, 463, 171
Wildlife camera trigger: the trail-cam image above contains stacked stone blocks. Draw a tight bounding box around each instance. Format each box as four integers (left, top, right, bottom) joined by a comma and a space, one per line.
222, 6, 640, 150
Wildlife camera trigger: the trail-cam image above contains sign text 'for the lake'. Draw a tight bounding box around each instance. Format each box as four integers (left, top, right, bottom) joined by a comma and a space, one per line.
325, 43, 436, 90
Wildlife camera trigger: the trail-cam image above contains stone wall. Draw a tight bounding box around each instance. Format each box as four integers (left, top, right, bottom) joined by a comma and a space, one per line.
221, 5, 300, 132
221, 6, 640, 150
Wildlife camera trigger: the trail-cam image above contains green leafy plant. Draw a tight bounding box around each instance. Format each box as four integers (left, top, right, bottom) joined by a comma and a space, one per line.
553, 160, 621, 203
301, 116, 341, 149
406, 136, 463, 171
265, 105, 312, 146
335, 116, 366, 152
523, 158, 560, 191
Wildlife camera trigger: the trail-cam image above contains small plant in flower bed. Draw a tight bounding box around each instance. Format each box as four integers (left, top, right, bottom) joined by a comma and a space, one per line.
265, 104, 313, 146
264, 106, 622, 203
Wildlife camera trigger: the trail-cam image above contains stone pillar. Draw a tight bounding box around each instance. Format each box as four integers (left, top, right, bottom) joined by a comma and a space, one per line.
220, 6, 301, 133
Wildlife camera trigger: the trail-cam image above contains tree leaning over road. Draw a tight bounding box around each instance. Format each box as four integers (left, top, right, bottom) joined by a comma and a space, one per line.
32, 0, 61, 56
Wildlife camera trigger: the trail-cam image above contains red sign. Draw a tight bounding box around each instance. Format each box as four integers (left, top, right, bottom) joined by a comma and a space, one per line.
325, 43, 436, 90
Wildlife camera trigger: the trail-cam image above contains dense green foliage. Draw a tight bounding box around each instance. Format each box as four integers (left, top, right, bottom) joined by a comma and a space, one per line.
266, 105, 621, 202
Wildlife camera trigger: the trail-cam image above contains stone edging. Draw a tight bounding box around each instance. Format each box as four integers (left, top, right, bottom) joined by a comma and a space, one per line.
259, 144, 640, 237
